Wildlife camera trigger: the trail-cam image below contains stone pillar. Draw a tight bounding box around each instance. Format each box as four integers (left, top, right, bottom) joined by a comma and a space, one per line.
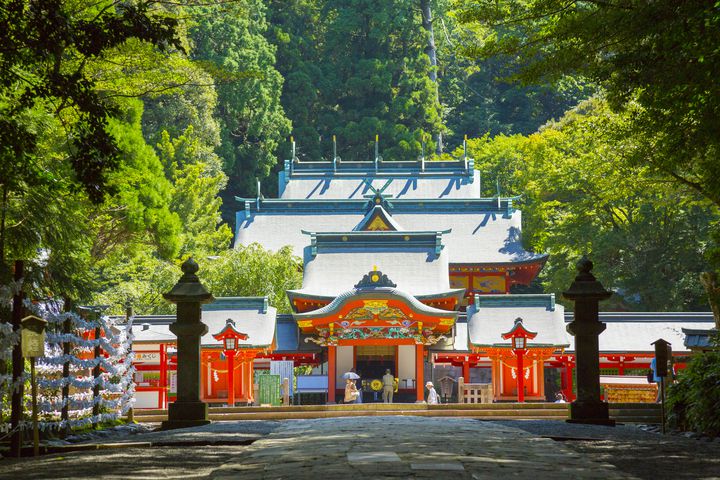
161, 258, 214, 430
563, 257, 614, 426
282, 377, 290, 406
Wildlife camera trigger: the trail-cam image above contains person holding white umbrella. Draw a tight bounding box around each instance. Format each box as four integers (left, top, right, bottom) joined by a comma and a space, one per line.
342, 369, 362, 403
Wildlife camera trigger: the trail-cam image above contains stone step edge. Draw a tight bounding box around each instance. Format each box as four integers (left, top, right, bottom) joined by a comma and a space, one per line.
132, 403, 574, 416
134, 410, 571, 422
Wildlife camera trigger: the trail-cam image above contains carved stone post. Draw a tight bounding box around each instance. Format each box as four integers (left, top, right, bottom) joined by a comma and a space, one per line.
563, 257, 615, 426
161, 258, 214, 430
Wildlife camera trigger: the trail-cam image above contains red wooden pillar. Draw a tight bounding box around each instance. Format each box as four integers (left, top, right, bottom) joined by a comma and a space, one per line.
564, 361, 575, 401
248, 358, 255, 403
240, 358, 248, 401
416, 344, 424, 402
462, 358, 470, 383
327, 345, 336, 404
516, 350, 525, 402
227, 350, 236, 406
159, 344, 168, 409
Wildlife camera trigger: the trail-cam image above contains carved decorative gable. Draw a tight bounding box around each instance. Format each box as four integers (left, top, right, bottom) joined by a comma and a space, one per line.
366, 215, 391, 231
355, 205, 401, 231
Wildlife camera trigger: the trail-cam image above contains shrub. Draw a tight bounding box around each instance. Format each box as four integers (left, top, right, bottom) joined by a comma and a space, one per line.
667, 336, 720, 436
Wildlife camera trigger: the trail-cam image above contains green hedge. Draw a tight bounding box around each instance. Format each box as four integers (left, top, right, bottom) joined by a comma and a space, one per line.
667, 338, 720, 436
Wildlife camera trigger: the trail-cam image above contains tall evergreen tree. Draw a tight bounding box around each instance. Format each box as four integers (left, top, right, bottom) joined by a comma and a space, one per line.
266, 0, 443, 162
319, 0, 443, 161
266, 0, 326, 162
190, 1, 291, 222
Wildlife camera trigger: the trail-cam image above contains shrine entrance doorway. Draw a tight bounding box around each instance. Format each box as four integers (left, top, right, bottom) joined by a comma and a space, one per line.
355, 345, 396, 398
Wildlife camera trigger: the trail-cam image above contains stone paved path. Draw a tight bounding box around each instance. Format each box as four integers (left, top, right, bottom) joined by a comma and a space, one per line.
8, 417, 718, 479
209, 417, 633, 479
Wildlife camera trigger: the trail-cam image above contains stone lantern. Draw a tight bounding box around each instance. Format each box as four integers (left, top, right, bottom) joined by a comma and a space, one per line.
563, 256, 614, 425
162, 257, 214, 430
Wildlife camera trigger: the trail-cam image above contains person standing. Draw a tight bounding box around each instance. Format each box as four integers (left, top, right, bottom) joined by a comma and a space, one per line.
426, 381, 439, 405
354, 368, 363, 404
342, 368, 362, 403
344, 378, 359, 404
650, 357, 660, 402
382, 369, 395, 403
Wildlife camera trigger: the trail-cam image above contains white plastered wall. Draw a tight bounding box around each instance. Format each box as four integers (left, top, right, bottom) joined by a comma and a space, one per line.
398, 345, 416, 388
336, 346, 354, 386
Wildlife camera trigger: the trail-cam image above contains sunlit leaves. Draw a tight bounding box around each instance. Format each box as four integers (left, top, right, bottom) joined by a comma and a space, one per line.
454, 0, 720, 208
468, 97, 718, 310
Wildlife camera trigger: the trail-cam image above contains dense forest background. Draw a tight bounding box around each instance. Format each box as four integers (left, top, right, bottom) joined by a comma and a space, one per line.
0, 0, 719, 319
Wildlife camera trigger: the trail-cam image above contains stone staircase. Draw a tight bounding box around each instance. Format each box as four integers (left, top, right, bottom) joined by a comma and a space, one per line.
130, 402, 661, 424
608, 403, 662, 424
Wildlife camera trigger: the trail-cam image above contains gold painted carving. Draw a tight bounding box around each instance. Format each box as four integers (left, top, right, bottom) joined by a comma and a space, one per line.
363, 300, 388, 313
366, 216, 391, 231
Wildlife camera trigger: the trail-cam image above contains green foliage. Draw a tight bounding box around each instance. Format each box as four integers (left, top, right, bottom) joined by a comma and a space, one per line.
466, 97, 718, 310
157, 126, 233, 256
439, 4, 592, 141
0, 103, 96, 299
454, 0, 720, 323
454, 0, 720, 208
99, 99, 181, 260
266, 0, 325, 161
92, 250, 181, 315
93, 244, 301, 315
667, 341, 720, 436
321, 0, 443, 160
202, 245, 302, 314
189, 1, 291, 219
0, 0, 183, 203
0, 0, 188, 301
267, 0, 442, 162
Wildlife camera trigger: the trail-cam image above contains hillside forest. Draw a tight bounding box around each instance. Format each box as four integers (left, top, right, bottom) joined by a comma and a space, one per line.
0, 0, 719, 321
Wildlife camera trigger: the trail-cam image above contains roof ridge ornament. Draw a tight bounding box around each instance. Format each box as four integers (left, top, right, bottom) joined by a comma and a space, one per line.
362, 178, 394, 212
354, 204, 401, 231
354, 268, 397, 289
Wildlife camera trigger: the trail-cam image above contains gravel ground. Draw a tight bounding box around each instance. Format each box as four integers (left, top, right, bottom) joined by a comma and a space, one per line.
492, 420, 720, 480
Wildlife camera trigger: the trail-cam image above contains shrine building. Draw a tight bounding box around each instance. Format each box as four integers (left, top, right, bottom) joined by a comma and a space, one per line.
234, 155, 565, 403
128, 153, 715, 407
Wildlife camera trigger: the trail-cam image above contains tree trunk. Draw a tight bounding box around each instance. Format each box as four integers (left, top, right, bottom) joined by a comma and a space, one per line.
0, 184, 8, 264
699, 271, 720, 330
10, 260, 24, 457
420, 0, 443, 154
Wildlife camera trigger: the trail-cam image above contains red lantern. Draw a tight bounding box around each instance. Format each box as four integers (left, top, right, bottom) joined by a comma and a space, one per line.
502, 318, 537, 402
212, 319, 248, 406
